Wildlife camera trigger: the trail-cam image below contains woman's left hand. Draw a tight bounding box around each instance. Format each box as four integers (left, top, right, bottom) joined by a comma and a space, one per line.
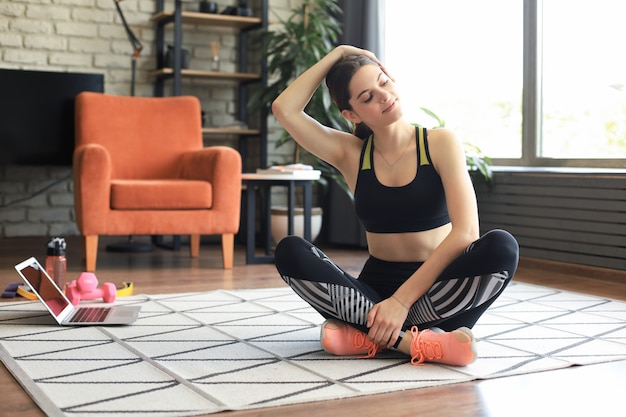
366, 297, 409, 348
335, 45, 395, 82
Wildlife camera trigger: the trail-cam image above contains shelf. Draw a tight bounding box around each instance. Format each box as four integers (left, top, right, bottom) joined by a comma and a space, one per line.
202, 127, 260, 135
151, 68, 261, 82
151, 11, 262, 29
153, 0, 268, 171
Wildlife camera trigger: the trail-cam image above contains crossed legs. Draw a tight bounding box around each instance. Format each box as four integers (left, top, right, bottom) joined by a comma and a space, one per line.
274, 230, 519, 365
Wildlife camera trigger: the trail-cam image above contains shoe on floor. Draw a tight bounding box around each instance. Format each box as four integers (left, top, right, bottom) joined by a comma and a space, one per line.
320, 319, 383, 358
409, 326, 477, 366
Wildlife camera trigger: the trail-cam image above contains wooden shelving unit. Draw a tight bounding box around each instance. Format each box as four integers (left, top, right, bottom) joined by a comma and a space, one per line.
202, 127, 260, 136
152, 0, 268, 171
151, 10, 262, 29
150, 68, 261, 82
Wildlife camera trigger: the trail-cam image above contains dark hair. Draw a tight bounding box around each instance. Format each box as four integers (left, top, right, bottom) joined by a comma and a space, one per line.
325, 54, 379, 140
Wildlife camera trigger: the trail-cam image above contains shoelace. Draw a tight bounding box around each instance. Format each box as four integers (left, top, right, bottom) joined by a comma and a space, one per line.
410, 326, 443, 365
353, 331, 379, 359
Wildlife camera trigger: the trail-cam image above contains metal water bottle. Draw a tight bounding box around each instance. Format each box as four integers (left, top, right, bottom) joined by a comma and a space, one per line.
46, 237, 67, 290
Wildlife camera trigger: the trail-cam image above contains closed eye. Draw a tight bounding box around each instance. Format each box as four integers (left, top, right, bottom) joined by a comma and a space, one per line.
360, 76, 391, 104
363, 80, 391, 103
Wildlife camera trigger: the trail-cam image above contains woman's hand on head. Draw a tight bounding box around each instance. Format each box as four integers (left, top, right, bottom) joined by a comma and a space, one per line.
333, 45, 394, 81
336, 45, 375, 59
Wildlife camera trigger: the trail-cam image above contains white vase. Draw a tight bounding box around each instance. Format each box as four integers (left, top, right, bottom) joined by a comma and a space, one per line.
271, 206, 323, 245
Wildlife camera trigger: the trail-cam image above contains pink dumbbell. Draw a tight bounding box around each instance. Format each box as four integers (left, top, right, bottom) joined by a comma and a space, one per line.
66, 272, 116, 306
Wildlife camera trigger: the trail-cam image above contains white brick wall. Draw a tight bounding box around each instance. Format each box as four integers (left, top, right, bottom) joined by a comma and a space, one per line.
0, 0, 298, 238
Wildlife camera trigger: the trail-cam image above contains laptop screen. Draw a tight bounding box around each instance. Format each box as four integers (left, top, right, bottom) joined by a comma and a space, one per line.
20, 261, 70, 316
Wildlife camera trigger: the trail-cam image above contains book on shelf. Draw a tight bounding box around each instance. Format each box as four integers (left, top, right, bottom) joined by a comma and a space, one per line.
256, 164, 320, 176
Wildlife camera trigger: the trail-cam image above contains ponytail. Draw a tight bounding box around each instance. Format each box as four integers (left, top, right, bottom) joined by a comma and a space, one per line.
353, 122, 372, 140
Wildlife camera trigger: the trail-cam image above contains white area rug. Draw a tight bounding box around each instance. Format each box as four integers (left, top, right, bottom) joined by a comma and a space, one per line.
1, 282, 626, 417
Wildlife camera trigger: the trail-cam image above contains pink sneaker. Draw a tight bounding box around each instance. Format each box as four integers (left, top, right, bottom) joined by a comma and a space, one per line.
409, 326, 477, 366
320, 320, 383, 358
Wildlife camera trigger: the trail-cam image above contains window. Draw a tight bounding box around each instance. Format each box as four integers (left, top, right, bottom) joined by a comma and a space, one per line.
541, 0, 626, 161
383, 0, 626, 167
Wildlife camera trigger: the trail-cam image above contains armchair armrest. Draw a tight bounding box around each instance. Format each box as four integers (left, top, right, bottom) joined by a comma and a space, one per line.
73, 143, 112, 234
180, 146, 242, 227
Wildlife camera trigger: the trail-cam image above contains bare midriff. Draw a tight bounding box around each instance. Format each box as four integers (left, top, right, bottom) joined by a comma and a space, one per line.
365, 222, 452, 262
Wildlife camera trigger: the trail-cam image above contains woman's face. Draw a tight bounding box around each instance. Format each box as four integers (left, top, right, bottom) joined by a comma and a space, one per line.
344, 64, 402, 127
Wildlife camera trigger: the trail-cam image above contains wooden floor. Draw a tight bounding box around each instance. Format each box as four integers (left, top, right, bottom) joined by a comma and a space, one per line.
1, 236, 625, 417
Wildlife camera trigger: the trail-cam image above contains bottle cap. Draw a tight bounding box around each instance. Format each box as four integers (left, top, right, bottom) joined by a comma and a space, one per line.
47, 237, 67, 256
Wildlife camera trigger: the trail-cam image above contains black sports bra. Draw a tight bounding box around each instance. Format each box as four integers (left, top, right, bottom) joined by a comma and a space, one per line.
354, 127, 450, 233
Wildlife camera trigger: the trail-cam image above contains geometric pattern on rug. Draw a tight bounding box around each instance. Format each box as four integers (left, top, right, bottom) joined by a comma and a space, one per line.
1, 282, 626, 417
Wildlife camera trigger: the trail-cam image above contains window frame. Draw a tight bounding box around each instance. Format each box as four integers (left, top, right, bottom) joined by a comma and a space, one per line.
383, 0, 625, 170
506, 0, 624, 169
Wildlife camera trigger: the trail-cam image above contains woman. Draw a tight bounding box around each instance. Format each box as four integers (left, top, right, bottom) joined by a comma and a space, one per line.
271, 45, 519, 366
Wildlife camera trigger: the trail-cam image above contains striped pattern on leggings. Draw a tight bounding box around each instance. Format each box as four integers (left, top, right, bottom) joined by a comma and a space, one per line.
282, 270, 509, 329
275, 231, 518, 332
286, 277, 374, 327
406, 272, 509, 326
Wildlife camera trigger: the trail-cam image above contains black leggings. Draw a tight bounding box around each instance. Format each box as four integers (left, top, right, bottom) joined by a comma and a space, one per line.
274, 229, 519, 333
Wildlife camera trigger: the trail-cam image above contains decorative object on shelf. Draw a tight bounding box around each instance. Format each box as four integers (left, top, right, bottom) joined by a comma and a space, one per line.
199, 0, 218, 13
221, 0, 252, 16
211, 41, 220, 71
166, 45, 190, 69
113, 0, 143, 96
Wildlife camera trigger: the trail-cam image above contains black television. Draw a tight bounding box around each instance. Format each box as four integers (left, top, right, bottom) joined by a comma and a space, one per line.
0, 69, 104, 166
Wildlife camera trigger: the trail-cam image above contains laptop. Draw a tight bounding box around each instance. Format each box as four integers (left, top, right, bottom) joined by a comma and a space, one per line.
14, 257, 141, 325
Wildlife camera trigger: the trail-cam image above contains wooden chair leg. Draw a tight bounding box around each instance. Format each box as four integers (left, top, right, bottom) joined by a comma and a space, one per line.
84, 235, 98, 272
189, 234, 200, 257
222, 233, 234, 269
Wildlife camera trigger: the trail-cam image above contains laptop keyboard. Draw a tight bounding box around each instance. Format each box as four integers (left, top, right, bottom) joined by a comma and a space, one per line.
69, 307, 111, 323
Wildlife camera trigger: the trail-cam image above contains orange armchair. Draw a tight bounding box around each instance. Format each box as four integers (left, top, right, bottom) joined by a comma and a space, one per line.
73, 92, 242, 271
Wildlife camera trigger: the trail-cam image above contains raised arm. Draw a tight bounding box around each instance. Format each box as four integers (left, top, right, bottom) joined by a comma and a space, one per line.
271, 45, 381, 179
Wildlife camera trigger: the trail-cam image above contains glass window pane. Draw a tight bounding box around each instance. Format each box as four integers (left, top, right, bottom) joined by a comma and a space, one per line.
384, 0, 523, 158
541, 1, 626, 159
